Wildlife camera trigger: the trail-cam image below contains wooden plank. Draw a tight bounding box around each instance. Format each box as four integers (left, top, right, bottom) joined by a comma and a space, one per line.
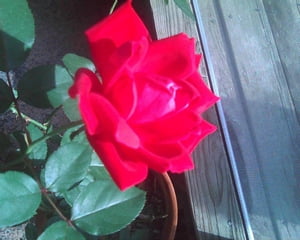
193, 0, 300, 239
149, 1, 247, 239
262, 0, 300, 120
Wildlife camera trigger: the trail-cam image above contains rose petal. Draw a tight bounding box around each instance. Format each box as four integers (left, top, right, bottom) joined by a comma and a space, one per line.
129, 74, 177, 123
105, 74, 138, 119
138, 142, 194, 172
87, 137, 148, 190
85, 0, 150, 81
86, 93, 141, 150
69, 68, 102, 98
186, 73, 219, 113
140, 33, 197, 79
100, 38, 149, 91
181, 120, 217, 152
132, 110, 202, 143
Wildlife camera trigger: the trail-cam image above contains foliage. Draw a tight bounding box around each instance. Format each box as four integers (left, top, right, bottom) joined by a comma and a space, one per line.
0, 0, 195, 238
0, 1, 146, 239
174, 0, 194, 19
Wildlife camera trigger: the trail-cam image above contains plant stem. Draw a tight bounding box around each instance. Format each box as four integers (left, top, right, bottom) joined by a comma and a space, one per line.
41, 188, 75, 227
10, 106, 48, 131
5, 120, 83, 168
6, 72, 32, 144
26, 120, 83, 154
109, 0, 118, 14
5, 73, 79, 228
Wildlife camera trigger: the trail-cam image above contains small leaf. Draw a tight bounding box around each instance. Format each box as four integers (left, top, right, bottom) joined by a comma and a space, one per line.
62, 164, 110, 206
60, 125, 87, 146
44, 142, 92, 192
0, 0, 35, 71
72, 180, 146, 235
47, 66, 73, 108
61, 54, 95, 121
0, 171, 41, 227
0, 78, 13, 113
27, 124, 47, 160
18, 65, 72, 108
174, 0, 195, 19
90, 150, 103, 167
63, 98, 81, 121
37, 221, 85, 240
62, 53, 95, 76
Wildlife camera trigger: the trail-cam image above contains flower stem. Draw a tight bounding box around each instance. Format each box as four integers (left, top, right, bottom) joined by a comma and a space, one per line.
41, 188, 74, 227
5, 120, 83, 168
109, 0, 118, 14
6, 72, 32, 144
10, 106, 48, 131
26, 120, 83, 155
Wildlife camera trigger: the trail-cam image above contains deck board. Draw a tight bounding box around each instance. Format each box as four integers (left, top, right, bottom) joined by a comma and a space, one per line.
193, 0, 300, 239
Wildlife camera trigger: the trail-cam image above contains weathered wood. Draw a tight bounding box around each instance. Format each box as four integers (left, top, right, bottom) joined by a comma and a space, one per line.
150, 1, 247, 239
193, 0, 300, 239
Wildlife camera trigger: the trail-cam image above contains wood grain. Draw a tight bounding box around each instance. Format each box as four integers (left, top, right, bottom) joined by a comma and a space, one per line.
193, 0, 300, 239
150, 1, 247, 239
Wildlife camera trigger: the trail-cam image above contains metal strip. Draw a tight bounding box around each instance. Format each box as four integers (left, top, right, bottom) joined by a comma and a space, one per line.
190, 1, 254, 239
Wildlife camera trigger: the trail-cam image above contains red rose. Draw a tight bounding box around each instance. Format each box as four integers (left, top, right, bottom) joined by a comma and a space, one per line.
69, 0, 218, 190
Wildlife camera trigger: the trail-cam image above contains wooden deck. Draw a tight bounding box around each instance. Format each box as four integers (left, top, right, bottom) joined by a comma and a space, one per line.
150, 0, 300, 239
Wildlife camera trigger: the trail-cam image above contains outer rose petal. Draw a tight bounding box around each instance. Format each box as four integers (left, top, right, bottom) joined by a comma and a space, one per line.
140, 33, 197, 79
187, 73, 220, 113
105, 74, 138, 120
132, 111, 202, 143
70, 69, 140, 148
88, 137, 148, 190
181, 120, 217, 153
69, 69, 103, 135
85, 0, 150, 82
138, 142, 194, 172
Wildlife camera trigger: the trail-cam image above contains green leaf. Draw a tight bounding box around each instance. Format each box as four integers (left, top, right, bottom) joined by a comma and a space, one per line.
0, 0, 35, 71
174, 0, 195, 19
18, 65, 72, 108
44, 142, 92, 192
62, 98, 81, 121
46, 65, 75, 109
37, 221, 85, 240
62, 163, 110, 206
90, 150, 103, 167
27, 124, 47, 160
60, 125, 87, 146
60, 54, 95, 121
62, 53, 95, 77
0, 78, 13, 113
0, 171, 41, 227
71, 180, 146, 235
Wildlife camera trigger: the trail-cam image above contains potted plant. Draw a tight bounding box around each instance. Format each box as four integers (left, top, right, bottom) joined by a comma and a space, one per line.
0, 0, 218, 239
